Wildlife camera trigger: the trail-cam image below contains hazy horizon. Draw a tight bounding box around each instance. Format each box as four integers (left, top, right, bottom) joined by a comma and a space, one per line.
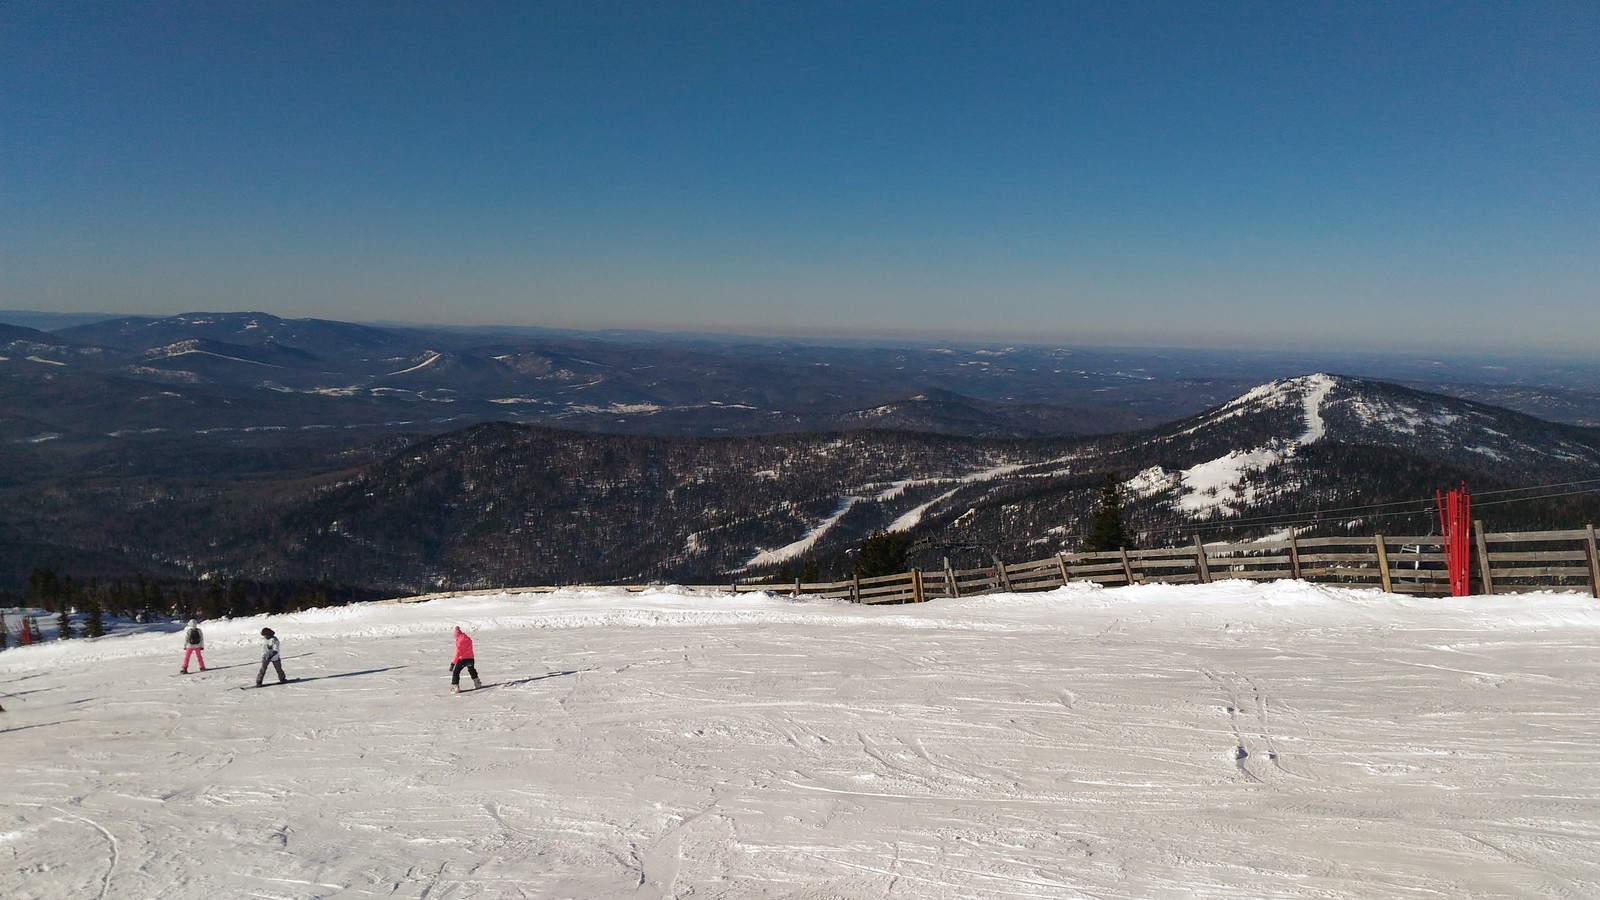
12, 306, 1600, 370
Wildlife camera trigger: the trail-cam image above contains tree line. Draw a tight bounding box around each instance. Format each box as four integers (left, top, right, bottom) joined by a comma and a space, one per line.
766, 473, 1135, 583
1, 566, 388, 646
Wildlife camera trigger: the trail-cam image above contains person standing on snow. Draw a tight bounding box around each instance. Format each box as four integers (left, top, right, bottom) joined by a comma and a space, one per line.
255, 627, 287, 686
449, 626, 481, 693
179, 619, 207, 674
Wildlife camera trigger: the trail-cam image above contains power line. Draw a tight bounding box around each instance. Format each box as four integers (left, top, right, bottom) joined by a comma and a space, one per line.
1135, 478, 1600, 542
1474, 486, 1600, 508
1471, 478, 1600, 497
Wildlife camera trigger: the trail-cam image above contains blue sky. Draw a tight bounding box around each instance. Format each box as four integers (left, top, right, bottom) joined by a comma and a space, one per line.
3, 2, 1596, 353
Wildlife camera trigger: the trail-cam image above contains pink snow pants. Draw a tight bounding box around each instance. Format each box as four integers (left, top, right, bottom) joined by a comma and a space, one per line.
182, 647, 206, 671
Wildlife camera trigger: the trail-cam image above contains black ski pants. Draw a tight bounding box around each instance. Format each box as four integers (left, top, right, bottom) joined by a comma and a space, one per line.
256, 656, 286, 686
451, 658, 478, 685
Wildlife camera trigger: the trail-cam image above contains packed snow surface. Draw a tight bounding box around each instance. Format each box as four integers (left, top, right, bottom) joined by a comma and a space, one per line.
5, 581, 1600, 899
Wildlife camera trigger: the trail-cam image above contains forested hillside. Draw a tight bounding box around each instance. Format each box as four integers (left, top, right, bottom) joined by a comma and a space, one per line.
6, 374, 1596, 597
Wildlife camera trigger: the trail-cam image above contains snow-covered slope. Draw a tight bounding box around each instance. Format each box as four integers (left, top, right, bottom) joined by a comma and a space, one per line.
1124, 373, 1600, 521
5, 583, 1600, 898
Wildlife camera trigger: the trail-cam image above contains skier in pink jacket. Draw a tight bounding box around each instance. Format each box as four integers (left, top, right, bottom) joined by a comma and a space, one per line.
450, 626, 481, 693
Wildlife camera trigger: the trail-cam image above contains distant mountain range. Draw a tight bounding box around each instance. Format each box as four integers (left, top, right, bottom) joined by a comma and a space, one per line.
5, 312, 1600, 446
6, 325, 1593, 592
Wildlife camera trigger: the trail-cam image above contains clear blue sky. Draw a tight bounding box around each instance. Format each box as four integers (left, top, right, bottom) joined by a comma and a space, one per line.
3, 1, 1597, 353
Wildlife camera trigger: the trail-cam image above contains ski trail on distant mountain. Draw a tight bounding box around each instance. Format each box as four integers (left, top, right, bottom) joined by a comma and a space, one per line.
386, 350, 442, 376
743, 496, 866, 569
1298, 373, 1335, 444
1162, 374, 1339, 519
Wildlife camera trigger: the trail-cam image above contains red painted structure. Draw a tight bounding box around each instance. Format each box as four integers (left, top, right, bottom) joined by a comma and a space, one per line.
1437, 483, 1473, 596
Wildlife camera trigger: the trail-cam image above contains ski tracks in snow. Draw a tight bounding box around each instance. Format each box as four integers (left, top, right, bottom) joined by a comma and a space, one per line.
9, 588, 1600, 898
48, 806, 117, 900
1200, 667, 1314, 784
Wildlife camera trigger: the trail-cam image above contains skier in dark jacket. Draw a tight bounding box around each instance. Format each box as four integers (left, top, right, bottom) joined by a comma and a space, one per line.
179, 619, 207, 674
255, 627, 287, 686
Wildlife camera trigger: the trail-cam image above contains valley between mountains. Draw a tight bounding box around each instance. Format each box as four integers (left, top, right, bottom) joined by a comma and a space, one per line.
5, 353, 1598, 595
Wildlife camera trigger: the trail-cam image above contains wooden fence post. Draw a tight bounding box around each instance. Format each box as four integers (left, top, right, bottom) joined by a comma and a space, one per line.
1119, 547, 1135, 585
945, 559, 960, 598
794, 578, 802, 598
1192, 535, 1211, 584
1056, 553, 1071, 586
1474, 520, 1494, 595
1288, 532, 1302, 580
851, 573, 860, 604
993, 557, 1012, 592
1374, 534, 1393, 593
1586, 524, 1599, 600
912, 568, 925, 603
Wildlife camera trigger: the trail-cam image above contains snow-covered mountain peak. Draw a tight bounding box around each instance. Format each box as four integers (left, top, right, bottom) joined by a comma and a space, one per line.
1125, 372, 1600, 522
1175, 372, 1340, 444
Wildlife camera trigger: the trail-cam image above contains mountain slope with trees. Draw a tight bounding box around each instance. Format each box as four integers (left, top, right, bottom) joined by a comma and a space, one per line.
5, 373, 1596, 597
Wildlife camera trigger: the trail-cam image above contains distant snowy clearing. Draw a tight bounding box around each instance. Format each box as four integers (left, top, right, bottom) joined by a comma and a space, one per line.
5, 581, 1600, 899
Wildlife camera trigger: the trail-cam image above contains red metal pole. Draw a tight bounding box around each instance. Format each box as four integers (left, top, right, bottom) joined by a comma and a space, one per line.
1437, 482, 1472, 596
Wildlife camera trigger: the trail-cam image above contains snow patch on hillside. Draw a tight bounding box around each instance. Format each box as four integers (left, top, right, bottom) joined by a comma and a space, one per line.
1164, 374, 1338, 518
1126, 465, 1178, 498
1176, 447, 1283, 516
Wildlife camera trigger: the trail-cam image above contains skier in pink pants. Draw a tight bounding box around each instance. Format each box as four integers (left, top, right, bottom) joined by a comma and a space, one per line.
180, 619, 207, 674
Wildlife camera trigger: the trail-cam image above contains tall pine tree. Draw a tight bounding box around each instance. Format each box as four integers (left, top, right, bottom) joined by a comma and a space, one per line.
83, 596, 106, 638
1086, 473, 1134, 552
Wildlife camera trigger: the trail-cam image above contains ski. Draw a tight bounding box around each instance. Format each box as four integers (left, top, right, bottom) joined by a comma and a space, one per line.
240, 679, 300, 690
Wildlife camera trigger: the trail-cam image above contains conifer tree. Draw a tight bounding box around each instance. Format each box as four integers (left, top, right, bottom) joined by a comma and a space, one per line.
228, 581, 253, 617
802, 555, 820, 584
30, 616, 44, 642
0, 612, 8, 651
27, 567, 62, 612
83, 597, 106, 638
202, 580, 228, 620
855, 530, 910, 578
1086, 473, 1134, 552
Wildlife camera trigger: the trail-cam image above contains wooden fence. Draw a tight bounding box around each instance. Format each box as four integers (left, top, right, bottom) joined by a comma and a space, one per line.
729, 523, 1600, 605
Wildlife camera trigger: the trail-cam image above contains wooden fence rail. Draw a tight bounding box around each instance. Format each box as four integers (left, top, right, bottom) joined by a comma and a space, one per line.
736, 524, 1600, 605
